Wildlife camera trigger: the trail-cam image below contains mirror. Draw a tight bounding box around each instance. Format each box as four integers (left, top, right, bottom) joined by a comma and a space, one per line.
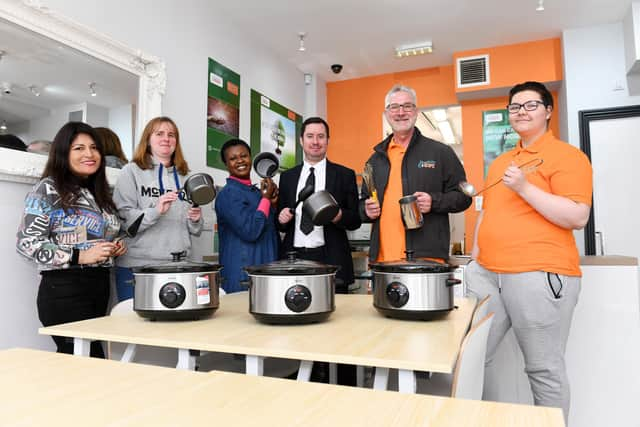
0, 1, 165, 183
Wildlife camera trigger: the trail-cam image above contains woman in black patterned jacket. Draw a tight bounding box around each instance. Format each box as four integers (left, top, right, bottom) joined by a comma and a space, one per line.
16, 122, 126, 357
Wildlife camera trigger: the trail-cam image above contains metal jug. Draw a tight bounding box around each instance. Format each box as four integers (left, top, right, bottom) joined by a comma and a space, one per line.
399, 195, 423, 229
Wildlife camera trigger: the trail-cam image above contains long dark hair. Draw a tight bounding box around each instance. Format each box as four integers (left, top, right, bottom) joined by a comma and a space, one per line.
42, 122, 116, 213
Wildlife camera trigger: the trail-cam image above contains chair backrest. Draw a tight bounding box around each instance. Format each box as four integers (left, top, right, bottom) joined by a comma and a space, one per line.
471, 295, 491, 328
450, 312, 494, 400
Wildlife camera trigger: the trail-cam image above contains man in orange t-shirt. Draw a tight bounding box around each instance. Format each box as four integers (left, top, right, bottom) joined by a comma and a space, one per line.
466, 81, 592, 424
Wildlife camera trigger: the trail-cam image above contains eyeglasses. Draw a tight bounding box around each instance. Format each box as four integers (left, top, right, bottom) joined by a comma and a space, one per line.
506, 100, 545, 114
386, 103, 417, 113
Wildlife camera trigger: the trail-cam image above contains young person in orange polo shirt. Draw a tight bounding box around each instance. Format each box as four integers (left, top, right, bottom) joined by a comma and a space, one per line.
361, 85, 471, 262
466, 81, 592, 424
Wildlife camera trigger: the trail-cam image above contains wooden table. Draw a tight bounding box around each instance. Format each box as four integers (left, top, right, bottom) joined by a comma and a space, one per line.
40, 294, 475, 393
0, 348, 565, 427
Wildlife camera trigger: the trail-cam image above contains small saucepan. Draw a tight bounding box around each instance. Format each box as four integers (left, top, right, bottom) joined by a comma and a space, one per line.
183, 173, 216, 207
253, 152, 280, 178
302, 190, 340, 226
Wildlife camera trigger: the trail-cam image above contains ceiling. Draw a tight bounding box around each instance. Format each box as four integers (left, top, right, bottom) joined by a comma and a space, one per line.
216, 0, 633, 82
0, 17, 137, 125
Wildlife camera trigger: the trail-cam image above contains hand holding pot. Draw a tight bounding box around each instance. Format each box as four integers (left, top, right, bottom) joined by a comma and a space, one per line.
364, 197, 381, 220
157, 191, 178, 214
188, 207, 202, 222
414, 191, 432, 213
111, 240, 127, 257
260, 177, 278, 201
331, 208, 343, 223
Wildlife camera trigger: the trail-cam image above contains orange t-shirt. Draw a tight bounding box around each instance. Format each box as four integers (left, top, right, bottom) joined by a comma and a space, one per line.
377, 139, 407, 262
477, 131, 592, 276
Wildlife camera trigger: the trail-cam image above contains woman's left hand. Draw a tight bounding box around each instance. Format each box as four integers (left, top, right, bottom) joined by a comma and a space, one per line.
188, 207, 202, 222
112, 240, 127, 257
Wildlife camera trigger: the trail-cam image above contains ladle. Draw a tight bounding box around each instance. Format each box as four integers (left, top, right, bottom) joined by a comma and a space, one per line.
459, 158, 544, 197
289, 184, 314, 214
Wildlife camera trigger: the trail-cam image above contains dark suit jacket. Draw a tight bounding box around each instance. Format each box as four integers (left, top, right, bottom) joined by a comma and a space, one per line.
277, 160, 361, 287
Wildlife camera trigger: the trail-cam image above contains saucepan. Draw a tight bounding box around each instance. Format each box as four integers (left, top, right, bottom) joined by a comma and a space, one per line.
183, 173, 216, 207
303, 191, 340, 226
253, 152, 280, 178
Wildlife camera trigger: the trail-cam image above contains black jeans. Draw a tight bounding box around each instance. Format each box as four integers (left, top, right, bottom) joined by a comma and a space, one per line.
37, 267, 110, 358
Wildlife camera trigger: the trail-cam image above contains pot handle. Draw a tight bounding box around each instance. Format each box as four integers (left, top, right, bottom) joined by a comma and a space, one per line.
446, 278, 462, 287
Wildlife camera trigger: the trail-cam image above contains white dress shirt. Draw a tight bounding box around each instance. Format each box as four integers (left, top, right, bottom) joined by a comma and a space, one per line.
294, 158, 327, 248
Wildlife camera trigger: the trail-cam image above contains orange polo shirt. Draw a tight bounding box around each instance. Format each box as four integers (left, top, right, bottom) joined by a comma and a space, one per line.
477, 131, 592, 276
377, 139, 406, 262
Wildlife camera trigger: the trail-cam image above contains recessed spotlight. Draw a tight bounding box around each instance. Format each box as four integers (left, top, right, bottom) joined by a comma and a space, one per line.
88, 82, 97, 97
298, 32, 306, 52
536, 0, 544, 11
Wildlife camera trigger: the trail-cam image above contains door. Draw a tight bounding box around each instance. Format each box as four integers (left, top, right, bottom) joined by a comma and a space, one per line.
580, 106, 640, 257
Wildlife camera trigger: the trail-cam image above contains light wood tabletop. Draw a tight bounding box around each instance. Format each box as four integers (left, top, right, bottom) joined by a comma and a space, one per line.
0, 348, 565, 427
40, 293, 475, 373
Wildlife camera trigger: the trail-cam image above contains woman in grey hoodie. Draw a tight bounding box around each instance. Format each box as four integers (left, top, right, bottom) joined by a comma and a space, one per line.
113, 117, 203, 301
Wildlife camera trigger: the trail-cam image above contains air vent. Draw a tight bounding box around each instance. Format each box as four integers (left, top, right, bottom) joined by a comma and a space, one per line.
456, 54, 490, 88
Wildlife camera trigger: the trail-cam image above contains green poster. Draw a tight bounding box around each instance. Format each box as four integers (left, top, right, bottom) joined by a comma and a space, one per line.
482, 109, 520, 177
206, 58, 240, 170
250, 90, 302, 171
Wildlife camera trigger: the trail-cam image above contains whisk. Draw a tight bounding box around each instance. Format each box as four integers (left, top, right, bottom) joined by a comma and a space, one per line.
362, 162, 378, 202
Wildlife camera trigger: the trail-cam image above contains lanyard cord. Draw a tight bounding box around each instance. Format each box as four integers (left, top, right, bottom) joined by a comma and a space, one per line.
158, 163, 184, 200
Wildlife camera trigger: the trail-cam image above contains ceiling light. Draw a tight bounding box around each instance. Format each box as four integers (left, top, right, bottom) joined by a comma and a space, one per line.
432, 109, 447, 122
437, 120, 456, 145
88, 82, 97, 97
298, 32, 306, 52
29, 85, 40, 97
536, 0, 544, 11
395, 41, 433, 58
0, 120, 7, 131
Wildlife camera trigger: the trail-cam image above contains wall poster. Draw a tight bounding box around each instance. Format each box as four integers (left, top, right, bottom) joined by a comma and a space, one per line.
250, 89, 302, 171
482, 109, 520, 177
206, 58, 240, 170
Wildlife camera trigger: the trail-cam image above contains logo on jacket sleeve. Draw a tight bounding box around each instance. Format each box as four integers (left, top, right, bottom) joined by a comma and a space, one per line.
418, 160, 436, 169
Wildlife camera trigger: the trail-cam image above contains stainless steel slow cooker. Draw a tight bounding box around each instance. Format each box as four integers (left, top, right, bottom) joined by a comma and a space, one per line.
244, 252, 338, 324
370, 251, 460, 320
131, 252, 222, 321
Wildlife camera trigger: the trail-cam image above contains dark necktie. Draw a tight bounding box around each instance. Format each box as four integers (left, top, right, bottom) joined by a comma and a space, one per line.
300, 167, 315, 235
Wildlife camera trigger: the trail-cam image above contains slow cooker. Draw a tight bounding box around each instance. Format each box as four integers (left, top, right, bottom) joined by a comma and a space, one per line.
244, 252, 338, 324
370, 251, 460, 320
131, 252, 222, 321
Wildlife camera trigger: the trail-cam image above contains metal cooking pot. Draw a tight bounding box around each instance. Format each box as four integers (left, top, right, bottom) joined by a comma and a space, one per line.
369, 251, 460, 320
399, 195, 423, 229
253, 152, 279, 178
183, 173, 216, 207
244, 252, 338, 324
302, 190, 339, 226
131, 252, 222, 320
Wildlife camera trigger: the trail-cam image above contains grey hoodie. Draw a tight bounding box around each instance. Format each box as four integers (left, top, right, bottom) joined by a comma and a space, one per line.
113, 160, 203, 267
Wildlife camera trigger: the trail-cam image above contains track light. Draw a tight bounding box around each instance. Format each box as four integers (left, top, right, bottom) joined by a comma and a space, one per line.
298, 32, 306, 52
88, 82, 97, 97
0, 120, 7, 131
29, 85, 40, 97
395, 41, 433, 58
536, 0, 544, 11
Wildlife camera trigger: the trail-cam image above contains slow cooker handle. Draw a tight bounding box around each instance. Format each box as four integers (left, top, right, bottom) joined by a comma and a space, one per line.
446, 278, 462, 287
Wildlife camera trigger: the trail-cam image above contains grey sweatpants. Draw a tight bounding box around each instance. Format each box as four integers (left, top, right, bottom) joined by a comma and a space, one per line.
465, 260, 580, 424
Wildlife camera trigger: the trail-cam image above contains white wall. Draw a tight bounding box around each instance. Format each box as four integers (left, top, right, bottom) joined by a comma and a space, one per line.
108, 104, 134, 160
0, 0, 307, 351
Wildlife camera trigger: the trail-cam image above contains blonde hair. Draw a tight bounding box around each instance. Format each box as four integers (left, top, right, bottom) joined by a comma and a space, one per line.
132, 116, 189, 175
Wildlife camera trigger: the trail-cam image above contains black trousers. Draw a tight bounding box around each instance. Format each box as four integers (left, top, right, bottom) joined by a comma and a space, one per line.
294, 246, 357, 386
37, 267, 110, 358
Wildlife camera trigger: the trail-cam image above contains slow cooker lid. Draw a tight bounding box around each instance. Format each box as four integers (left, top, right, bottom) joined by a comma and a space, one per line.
132, 251, 221, 273
369, 250, 451, 273
245, 251, 338, 275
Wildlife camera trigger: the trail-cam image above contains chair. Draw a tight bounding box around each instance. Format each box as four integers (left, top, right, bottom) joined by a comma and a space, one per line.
470, 295, 491, 328
417, 312, 494, 400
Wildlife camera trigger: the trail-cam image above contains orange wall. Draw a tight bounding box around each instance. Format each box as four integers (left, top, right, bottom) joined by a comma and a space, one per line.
326, 38, 562, 253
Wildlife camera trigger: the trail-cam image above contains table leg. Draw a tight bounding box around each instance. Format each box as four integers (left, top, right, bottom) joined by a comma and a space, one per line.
297, 360, 313, 382
373, 367, 389, 390
73, 338, 90, 357
176, 348, 196, 370
397, 369, 416, 394
246, 355, 264, 376
120, 343, 137, 363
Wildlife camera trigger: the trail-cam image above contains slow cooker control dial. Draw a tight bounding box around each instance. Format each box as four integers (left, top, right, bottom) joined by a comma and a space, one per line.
159, 282, 186, 309
284, 285, 312, 313
386, 282, 409, 308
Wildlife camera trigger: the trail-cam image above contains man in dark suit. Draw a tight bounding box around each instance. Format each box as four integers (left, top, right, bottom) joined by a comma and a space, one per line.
277, 116, 360, 386
277, 116, 361, 293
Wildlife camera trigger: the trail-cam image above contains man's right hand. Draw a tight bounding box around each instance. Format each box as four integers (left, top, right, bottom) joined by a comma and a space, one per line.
279, 207, 294, 225
364, 197, 381, 220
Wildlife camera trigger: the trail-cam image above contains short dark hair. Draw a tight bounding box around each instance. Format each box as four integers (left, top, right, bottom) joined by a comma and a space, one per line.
301, 117, 330, 139
220, 138, 251, 164
509, 81, 554, 109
